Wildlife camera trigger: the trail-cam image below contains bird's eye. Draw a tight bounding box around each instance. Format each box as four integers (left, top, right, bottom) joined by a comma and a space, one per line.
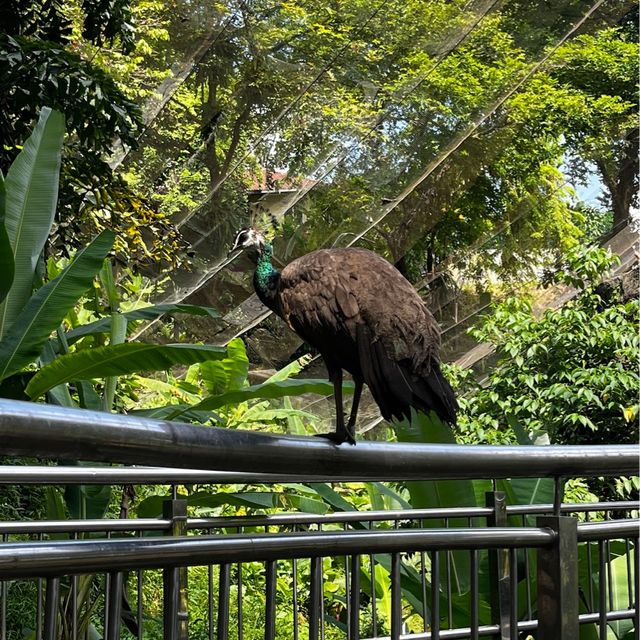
234, 230, 249, 246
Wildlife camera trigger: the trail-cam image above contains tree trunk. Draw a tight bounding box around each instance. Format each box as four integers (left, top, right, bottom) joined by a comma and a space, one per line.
597, 129, 638, 231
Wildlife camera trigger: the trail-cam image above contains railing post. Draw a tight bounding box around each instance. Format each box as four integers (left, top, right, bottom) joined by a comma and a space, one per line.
536, 516, 578, 640
486, 491, 510, 640
163, 499, 189, 640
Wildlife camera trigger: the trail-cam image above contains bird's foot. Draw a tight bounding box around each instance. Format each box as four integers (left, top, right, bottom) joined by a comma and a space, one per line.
314, 430, 356, 446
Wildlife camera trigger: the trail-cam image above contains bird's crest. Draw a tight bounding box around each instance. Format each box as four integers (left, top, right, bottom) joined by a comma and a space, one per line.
249, 208, 278, 243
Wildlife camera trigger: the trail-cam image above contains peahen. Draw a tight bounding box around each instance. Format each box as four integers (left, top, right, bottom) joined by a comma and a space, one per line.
229, 228, 457, 444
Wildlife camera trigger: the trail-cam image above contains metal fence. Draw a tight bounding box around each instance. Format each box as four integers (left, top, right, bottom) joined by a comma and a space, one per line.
0, 399, 637, 640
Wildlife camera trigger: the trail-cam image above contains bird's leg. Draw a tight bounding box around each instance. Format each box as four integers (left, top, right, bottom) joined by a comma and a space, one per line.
347, 379, 363, 433
316, 368, 355, 445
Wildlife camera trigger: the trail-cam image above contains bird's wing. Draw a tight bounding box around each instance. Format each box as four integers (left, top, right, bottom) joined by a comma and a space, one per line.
278, 250, 359, 342
335, 249, 441, 370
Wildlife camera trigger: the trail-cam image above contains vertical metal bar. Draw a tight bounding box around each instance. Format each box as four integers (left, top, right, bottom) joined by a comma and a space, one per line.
137, 568, 144, 640
71, 574, 78, 640
536, 516, 579, 640
431, 550, 440, 640
419, 519, 427, 635
486, 492, 510, 640
470, 549, 479, 640
0, 580, 5, 640
208, 526, 214, 640
606, 539, 614, 612
391, 553, 402, 640
421, 549, 428, 633
1, 534, 6, 640
345, 525, 350, 640
319, 527, 325, 640
265, 561, 277, 640
43, 577, 60, 640
309, 557, 321, 640
444, 517, 452, 629
70, 532, 78, 640
553, 477, 564, 516
217, 564, 231, 640
509, 549, 518, 640
625, 538, 633, 609
598, 540, 606, 640
585, 512, 594, 610
370, 547, 377, 636
349, 555, 360, 640
292, 557, 299, 640
521, 515, 532, 621
37, 575, 43, 640
163, 499, 189, 640
105, 571, 123, 640
633, 538, 639, 638
104, 568, 111, 628
208, 564, 214, 640
237, 561, 244, 640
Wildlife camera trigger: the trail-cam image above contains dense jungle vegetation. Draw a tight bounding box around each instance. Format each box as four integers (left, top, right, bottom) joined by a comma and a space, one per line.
0, 0, 638, 636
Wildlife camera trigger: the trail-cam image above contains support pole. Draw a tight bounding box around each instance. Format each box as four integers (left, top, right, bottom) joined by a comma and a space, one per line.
486, 491, 510, 640
536, 516, 579, 640
163, 499, 189, 640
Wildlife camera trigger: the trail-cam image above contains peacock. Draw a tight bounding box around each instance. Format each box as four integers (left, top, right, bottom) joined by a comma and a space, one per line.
229, 228, 457, 444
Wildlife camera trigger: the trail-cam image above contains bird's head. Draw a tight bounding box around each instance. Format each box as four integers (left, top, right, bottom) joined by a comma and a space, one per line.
228, 227, 267, 259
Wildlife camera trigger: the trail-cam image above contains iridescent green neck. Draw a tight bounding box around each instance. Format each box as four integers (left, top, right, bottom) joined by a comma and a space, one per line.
254, 242, 280, 298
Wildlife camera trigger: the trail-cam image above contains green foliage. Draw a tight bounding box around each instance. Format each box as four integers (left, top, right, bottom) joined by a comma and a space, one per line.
26, 342, 228, 398
0, 107, 64, 339
0, 173, 14, 305
0, 1, 186, 272
1, 0, 134, 51
0, 37, 139, 160
464, 247, 638, 446
0, 230, 115, 382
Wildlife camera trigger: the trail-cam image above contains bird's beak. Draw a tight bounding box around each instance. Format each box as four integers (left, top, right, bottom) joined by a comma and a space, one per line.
227, 244, 243, 259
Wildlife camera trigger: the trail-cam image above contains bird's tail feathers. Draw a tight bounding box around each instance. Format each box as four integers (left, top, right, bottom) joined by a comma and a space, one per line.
357, 325, 457, 425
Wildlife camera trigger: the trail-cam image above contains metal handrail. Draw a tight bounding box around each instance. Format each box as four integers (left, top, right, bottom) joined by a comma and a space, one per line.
383, 610, 638, 640
0, 519, 636, 579
577, 519, 640, 541
0, 400, 637, 479
1, 502, 636, 534
0, 526, 556, 578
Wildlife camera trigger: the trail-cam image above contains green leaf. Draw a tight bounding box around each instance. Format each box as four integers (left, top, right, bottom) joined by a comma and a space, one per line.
40, 339, 76, 407
0, 172, 15, 305
0, 107, 65, 338
283, 396, 307, 435
199, 337, 249, 395
395, 410, 477, 595
0, 230, 114, 381
265, 355, 313, 383
608, 549, 636, 639
136, 491, 280, 518
283, 494, 329, 514
305, 483, 357, 512
185, 378, 354, 414
129, 404, 221, 424
64, 303, 221, 344
65, 482, 112, 520
26, 342, 228, 398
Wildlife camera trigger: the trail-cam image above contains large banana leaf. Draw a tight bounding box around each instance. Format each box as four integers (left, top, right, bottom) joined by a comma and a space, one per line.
0, 172, 14, 304
179, 378, 354, 415
26, 342, 228, 398
0, 230, 114, 382
64, 303, 221, 344
199, 337, 249, 395
136, 491, 282, 518
0, 108, 65, 338
394, 410, 477, 595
